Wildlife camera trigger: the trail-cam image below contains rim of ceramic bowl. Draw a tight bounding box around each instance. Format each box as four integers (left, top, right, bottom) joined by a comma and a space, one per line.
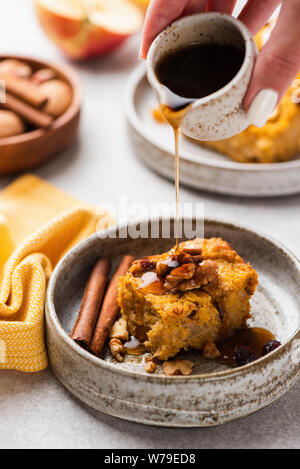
0, 54, 81, 146
46, 217, 300, 381
125, 64, 300, 173
147, 12, 255, 110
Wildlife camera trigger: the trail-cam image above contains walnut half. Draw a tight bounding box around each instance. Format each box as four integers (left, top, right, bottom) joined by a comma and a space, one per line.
144, 356, 157, 374
109, 338, 125, 362
163, 359, 194, 376
165, 259, 218, 293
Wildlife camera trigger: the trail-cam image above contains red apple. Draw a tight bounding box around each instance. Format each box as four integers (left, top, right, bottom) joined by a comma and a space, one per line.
35, 0, 143, 60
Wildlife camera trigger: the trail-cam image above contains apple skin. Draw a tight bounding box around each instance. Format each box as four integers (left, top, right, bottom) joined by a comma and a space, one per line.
35, 1, 139, 60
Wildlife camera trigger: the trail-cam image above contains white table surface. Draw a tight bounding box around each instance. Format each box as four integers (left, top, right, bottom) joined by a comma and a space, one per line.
0, 0, 299, 449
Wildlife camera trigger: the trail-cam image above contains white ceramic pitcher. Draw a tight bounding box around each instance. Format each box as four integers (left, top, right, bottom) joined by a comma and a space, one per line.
147, 12, 258, 141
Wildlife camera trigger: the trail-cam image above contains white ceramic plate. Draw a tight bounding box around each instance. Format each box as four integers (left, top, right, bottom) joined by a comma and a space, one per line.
46, 218, 300, 427
124, 65, 300, 197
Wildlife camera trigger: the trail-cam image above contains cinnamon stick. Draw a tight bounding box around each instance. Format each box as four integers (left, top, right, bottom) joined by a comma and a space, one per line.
0, 71, 47, 108
70, 258, 111, 350
2, 92, 53, 129
90, 255, 134, 357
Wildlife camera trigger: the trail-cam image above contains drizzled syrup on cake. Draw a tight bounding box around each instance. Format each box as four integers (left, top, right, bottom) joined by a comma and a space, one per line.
132, 244, 217, 295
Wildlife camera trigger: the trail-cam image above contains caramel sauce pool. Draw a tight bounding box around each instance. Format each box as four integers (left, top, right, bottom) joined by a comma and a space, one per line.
124, 327, 276, 362
125, 345, 146, 356
124, 336, 146, 356
217, 327, 276, 366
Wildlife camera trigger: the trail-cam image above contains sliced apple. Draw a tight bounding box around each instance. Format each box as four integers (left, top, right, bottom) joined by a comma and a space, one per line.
35, 0, 143, 59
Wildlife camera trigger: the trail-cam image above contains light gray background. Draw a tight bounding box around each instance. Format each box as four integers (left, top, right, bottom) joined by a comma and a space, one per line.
0, 0, 299, 449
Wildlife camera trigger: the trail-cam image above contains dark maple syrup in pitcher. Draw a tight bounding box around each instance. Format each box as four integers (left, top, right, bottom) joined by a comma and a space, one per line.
156, 43, 245, 100
155, 43, 245, 246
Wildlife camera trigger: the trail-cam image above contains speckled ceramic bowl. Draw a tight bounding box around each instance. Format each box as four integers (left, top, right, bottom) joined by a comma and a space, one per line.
147, 13, 257, 140
125, 65, 300, 197
46, 219, 300, 427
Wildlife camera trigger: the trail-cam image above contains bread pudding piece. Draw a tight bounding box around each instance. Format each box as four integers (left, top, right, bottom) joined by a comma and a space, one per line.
201, 22, 300, 163
118, 238, 258, 360
201, 88, 300, 163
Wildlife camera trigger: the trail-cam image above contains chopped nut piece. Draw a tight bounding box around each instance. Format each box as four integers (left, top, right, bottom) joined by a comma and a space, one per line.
170, 263, 196, 280
144, 357, 156, 374
156, 259, 172, 278
181, 244, 202, 255
176, 252, 195, 265
167, 260, 218, 293
164, 274, 182, 291
109, 338, 125, 362
184, 254, 203, 265
202, 341, 221, 359
163, 359, 194, 376
110, 317, 129, 341
194, 260, 218, 285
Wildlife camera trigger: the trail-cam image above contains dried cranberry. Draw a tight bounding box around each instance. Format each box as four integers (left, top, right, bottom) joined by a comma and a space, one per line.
234, 345, 259, 367
140, 260, 156, 272
262, 340, 281, 356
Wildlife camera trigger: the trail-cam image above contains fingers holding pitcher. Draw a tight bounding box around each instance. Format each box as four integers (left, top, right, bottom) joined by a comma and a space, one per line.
245, 0, 300, 127
206, 0, 237, 15
140, 0, 206, 59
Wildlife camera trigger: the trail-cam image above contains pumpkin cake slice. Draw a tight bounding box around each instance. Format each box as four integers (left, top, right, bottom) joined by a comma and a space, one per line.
118, 238, 258, 360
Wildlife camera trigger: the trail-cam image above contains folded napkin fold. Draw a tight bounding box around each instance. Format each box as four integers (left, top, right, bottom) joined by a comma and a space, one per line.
0, 174, 113, 372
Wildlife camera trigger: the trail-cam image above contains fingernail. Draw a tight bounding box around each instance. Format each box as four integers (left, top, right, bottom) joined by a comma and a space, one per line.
246, 89, 279, 127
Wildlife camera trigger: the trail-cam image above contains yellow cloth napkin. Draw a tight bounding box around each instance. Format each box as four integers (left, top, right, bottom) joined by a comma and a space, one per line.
0, 174, 113, 373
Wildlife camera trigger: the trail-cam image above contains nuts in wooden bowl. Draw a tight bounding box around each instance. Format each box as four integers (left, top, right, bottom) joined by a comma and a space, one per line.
0, 110, 25, 138
0, 59, 32, 78
0, 55, 81, 175
40, 79, 72, 117
0, 57, 73, 133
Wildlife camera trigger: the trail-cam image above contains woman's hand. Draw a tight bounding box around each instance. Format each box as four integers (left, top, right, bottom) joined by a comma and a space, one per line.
141, 0, 300, 127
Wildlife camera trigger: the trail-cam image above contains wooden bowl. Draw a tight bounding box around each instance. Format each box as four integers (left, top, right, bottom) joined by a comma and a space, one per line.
0, 55, 81, 175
